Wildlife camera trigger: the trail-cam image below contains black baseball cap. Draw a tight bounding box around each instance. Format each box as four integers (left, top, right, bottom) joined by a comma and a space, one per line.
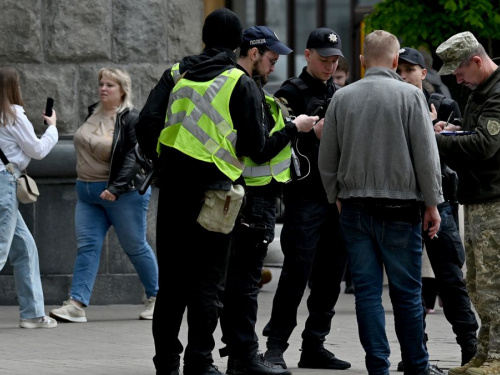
242, 26, 293, 55
398, 47, 425, 69
306, 28, 344, 57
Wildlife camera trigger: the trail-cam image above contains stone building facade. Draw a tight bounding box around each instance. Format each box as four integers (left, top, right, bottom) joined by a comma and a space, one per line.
0, 0, 204, 305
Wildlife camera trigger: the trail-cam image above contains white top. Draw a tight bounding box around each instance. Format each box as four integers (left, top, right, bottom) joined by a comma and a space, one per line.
0, 104, 58, 171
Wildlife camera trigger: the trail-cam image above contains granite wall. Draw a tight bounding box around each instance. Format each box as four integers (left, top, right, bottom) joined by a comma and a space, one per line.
0, 0, 204, 305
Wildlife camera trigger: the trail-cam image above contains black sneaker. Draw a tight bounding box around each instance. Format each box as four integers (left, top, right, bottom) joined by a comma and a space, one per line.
264, 348, 287, 369
233, 352, 291, 375
397, 360, 404, 372
424, 364, 445, 375
298, 347, 351, 370
184, 364, 225, 375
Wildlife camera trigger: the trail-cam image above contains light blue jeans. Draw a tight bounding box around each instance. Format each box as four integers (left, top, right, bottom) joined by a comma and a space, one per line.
70, 180, 158, 306
340, 200, 428, 375
0, 169, 46, 319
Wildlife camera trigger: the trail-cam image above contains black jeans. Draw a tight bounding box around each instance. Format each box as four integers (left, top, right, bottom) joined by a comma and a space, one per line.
263, 193, 347, 349
153, 187, 231, 373
423, 202, 478, 347
220, 191, 277, 361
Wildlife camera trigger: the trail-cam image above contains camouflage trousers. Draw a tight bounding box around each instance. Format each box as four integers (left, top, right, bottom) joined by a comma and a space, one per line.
464, 201, 500, 360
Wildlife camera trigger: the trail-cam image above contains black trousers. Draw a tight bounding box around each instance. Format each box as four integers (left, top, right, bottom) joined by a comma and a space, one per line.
219, 190, 277, 361
152, 187, 231, 374
263, 193, 347, 349
423, 202, 478, 347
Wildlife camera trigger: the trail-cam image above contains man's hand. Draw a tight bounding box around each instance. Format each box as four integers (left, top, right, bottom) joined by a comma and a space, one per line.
430, 103, 437, 121
313, 118, 324, 139
293, 114, 319, 133
434, 120, 462, 133
423, 206, 441, 239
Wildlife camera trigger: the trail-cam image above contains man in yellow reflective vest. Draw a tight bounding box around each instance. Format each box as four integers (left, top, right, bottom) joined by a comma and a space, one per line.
136, 9, 268, 375
219, 26, 318, 375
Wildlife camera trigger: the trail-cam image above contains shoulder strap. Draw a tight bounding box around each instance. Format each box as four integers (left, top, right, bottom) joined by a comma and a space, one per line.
0, 147, 9, 165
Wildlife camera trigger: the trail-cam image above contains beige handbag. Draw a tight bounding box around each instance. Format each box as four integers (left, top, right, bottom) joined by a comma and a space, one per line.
16, 172, 39, 204
197, 184, 245, 234
0, 148, 39, 204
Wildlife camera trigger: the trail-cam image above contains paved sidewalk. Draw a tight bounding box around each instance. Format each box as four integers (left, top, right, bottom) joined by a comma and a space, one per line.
0, 267, 464, 375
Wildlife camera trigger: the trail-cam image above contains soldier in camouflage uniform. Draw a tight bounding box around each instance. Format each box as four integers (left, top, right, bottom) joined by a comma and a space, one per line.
434, 31, 500, 375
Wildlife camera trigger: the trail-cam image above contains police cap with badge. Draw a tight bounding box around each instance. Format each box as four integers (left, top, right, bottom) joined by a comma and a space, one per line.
306, 28, 344, 57
241, 26, 293, 55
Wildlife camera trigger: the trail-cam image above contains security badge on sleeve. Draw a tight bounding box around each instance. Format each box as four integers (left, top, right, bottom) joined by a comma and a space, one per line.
487, 119, 500, 136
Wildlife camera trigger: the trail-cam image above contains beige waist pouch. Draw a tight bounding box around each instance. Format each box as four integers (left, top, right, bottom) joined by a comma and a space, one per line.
197, 184, 245, 234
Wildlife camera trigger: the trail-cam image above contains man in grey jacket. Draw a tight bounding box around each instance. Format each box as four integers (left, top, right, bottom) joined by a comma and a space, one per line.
318, 30, 443, 375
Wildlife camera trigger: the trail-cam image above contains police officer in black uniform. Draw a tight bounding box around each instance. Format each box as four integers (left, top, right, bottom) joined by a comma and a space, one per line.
262, 28, 350, 371
219, 26, 318, 375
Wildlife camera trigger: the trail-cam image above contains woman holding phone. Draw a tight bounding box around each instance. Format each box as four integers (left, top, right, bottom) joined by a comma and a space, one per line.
0, 67, 58, 329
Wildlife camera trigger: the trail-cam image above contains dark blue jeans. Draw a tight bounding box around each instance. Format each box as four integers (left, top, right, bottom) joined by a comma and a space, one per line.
220, 191, 277, 361
340, 200, 428, 375
263, 193, 347, 350
424, 202, 478, 347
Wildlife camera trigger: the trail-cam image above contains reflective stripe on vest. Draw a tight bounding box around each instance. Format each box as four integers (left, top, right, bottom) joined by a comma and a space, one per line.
242, 94, 292, 186
170, 63, 181, 83
159, 68, 244, 181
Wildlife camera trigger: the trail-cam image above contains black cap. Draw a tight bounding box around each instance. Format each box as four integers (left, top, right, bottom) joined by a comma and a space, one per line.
306, 28, 343, 57
398, 47, 425, 69
202, 8, 242, 50
242, 26, 292, 55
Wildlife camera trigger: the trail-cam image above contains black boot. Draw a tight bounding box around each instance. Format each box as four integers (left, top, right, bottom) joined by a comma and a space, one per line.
264, 347, 287, 369
298, 347, 351, 370
461, 343, 477, 366
233, 352, 291, 375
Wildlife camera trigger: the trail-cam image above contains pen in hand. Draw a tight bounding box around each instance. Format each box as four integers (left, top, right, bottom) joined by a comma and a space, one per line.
445, 111, 454, 129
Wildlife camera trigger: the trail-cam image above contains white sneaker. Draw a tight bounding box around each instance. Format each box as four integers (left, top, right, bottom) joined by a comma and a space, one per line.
50, 300, 87, 322
20, 315, 57, 329
139, 296, 156, 320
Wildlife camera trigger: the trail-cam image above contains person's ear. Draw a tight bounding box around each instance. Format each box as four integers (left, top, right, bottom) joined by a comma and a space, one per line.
360, 54, 366, 69
472, 55, 482, 69
421, 68, 428, 80
252, 47, 259, 61
305, 49, 311, 62
392, 53, 399, 70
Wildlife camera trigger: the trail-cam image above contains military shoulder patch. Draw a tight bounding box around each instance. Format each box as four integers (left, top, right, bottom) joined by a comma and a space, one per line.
487, 119, 500, 136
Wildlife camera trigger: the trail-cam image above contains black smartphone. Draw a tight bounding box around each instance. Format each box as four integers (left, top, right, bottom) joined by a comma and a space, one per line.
311, 105, 323, 117
44, 97, 54, 125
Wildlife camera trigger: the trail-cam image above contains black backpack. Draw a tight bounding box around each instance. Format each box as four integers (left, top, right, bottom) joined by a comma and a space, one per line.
429, 93, 461, 122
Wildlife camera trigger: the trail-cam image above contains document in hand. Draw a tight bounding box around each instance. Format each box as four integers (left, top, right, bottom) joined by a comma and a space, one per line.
440, 130, 476, 136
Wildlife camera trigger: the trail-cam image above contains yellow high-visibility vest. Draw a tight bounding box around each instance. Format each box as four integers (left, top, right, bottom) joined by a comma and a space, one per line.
242, 94, 292, 186
158, 68, 245, 181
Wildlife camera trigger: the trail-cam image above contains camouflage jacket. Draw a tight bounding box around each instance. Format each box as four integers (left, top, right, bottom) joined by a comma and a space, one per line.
436, 67, 500, 204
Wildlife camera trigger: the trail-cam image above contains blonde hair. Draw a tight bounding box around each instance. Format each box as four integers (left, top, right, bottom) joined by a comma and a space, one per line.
363, 30, 400, 68
0, 67, 24, 125
93, 68, 133, 115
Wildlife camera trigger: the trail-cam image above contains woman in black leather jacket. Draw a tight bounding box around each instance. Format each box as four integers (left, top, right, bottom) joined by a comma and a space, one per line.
50, 68, 158, 323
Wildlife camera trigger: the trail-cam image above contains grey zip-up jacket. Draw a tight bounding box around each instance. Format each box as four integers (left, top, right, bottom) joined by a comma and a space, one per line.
319, 67, 444, 207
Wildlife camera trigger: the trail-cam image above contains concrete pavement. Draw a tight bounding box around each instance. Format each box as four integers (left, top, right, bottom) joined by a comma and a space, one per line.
0, 267, 465, 375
